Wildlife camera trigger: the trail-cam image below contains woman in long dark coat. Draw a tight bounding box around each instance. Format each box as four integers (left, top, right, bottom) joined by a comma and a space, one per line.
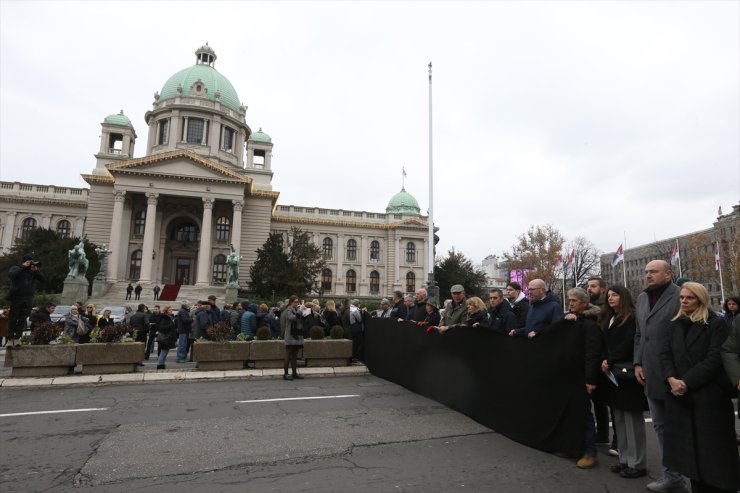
599, 285, 648, 479
659, 282, 740, 493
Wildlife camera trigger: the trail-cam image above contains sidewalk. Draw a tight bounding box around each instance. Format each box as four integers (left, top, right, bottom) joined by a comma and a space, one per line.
0, 347, 369, 388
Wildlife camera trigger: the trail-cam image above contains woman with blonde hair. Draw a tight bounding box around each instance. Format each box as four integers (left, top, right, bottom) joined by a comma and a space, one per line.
659, 282, 740, 493
155, 305, 176, 370
438, 296, 488, 333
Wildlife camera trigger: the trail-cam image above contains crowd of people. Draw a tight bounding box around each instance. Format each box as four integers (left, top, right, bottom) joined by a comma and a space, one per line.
4, 252, 740, 491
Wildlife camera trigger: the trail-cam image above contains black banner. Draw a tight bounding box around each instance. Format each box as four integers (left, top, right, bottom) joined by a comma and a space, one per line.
364, 319, 586, 456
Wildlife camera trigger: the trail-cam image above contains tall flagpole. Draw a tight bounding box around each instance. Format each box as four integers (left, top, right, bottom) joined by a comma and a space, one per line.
677, 240, 682, 278
622, 231, 628, 286
716, 240, 726, 307
426, 62, 438, 303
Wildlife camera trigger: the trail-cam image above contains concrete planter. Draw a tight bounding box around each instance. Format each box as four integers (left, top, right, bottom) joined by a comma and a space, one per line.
303, 339, 352, 367
4, 345, 76, 377
249, 340, 289, 368
75, 342, 144, 374
192, 341, 250, 370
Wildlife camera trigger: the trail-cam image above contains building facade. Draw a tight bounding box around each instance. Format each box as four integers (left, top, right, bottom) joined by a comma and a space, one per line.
600, 203, 739, 309
0, 44, 431, 298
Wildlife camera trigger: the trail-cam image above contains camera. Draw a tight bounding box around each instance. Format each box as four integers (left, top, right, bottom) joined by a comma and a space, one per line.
30, 261, 41, 267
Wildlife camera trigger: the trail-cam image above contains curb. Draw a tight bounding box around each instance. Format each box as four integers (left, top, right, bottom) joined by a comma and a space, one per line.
0, 365, 370, 389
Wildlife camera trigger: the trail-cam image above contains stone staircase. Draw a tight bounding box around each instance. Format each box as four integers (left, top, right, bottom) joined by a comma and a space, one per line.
87, 282, 227, 310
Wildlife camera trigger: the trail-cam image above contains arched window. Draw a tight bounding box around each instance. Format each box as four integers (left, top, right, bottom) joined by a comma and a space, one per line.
346, 269, 357, 293
172, 221, 198, 242
405, 242, 416, 263
56, 220, 71, 238
215, 216, 230, 241
212, 254, 227, 284
129, 250, 142, 279
133, 211, 146, 235
20, 218, 37, 241
406, 272, 416, 293
321, 268, 333, 292
323, 237, 333, 260
370, 270, 380, 294
370, 240, 380, 262
346, 239, 357, 261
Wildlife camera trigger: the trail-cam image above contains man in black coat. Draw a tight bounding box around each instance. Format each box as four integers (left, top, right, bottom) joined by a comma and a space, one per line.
7, 254, 45, 347
554, 287, 604, 470
506, 281, 530, 328
486, 289, 517, 335
412, 288, 428, 322
29, 302, 56, 329
390, 290, 408, 321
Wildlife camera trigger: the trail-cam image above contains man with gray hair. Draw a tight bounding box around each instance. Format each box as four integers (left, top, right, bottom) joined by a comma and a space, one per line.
400, 295, 416, 321
413, 288, 428, 322
375, 299, 392, 318
634, 260, 685, 492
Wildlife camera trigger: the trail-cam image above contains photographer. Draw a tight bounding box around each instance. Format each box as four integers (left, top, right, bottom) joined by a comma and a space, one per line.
6, 254, 45, 347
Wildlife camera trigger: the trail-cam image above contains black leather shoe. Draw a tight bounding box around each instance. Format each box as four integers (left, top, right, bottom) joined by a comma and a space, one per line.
283, 374, 293, 381
610, 463, 628, 474
619, 467, 647, 479
292, 374, 304, 380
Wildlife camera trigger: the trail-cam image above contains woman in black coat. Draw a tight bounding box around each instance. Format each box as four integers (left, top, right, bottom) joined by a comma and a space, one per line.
659, 282, 740, 493
599, 286, 648, 479
155, 306, 176, 370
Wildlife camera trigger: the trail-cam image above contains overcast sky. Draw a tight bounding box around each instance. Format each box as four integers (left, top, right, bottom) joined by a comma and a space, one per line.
1, 1, 738, 266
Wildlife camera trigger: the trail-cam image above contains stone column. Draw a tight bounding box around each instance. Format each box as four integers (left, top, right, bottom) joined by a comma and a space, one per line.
2, 212, 17, 252
195, 197, 214, 286
138, 192, 159, 283
108, 190, 127, 280
231, 200, 244, 253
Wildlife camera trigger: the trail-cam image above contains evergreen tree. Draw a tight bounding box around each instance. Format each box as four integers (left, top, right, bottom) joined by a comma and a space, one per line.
434, 248, 487, 298
249, 232, 290, 298
284, 227, 324, 297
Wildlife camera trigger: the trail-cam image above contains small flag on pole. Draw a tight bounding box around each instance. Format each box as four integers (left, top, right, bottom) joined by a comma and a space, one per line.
555, 254, 563, 270
611, 244, 624, 267
670, 239, 680, 266
715, 242, 721, 271
564, 249, 575, 268
402, 167, 407, 178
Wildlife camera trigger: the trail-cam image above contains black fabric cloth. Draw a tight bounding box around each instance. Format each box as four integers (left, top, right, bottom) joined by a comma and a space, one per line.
28, 309, 51, 329
486, 302, 517, 335
155, 315, 176, 350
604, 315, 648, 412
412, 300, 427, 322
364, 319, 586, 456
510, 297, 530, 328
659, 313, 740, 491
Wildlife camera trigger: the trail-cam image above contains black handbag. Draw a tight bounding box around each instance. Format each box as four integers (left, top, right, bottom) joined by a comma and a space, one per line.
611, 361, 635, 381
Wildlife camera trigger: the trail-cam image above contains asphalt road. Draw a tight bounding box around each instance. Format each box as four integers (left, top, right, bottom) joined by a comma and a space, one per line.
0, 375, 696, 493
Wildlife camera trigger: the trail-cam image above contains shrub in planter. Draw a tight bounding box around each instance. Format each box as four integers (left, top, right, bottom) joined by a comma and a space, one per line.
255, 326, 271, 340
330, 325, 345, 339
23, 322, 63, 345
91, 322, 131, 343
206, 322, 231, 342
309, 325, 325, 340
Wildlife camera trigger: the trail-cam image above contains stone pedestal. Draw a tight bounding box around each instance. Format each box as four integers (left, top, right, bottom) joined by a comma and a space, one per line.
224, 286, 238, 304
61, 278, 89, 305
91, 279, 113, 299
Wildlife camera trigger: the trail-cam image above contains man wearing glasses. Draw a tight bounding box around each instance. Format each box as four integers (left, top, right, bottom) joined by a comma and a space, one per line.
508, 279, 563, 338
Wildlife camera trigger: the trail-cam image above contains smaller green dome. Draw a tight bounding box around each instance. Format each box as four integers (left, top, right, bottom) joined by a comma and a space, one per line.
386, 187, 420, 216
104, 110, 133, 127
250, 128, 272, 143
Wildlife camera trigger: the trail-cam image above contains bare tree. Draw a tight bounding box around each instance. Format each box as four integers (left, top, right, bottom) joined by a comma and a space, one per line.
504, 224, 565, 290
564, 236, 601, 288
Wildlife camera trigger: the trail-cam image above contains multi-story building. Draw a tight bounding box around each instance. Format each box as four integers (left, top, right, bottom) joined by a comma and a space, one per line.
600, 203, 739, 309
0, 44, 431, 298
477, 254, 509, 290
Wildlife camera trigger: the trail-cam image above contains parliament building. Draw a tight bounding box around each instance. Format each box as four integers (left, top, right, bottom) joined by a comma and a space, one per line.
0, 44, 431, 298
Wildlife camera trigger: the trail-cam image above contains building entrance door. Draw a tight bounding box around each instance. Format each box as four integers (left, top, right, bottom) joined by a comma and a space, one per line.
176, 258, 192, 285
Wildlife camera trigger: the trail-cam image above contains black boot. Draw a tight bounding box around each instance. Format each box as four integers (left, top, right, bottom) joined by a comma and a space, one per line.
157, 364, 165, 370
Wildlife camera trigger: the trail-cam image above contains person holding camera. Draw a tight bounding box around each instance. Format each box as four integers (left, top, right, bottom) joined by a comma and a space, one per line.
6, 254, 45, 347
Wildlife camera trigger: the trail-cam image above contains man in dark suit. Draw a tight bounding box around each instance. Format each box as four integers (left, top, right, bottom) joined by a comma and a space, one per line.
633, 260, 685, 493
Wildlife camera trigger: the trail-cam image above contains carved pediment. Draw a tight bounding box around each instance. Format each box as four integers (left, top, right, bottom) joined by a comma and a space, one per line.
106, 150, 250, 184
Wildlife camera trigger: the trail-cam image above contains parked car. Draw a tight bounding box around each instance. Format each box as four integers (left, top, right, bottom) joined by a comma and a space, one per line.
100, 306, 133, 324
26, 305, 73, 328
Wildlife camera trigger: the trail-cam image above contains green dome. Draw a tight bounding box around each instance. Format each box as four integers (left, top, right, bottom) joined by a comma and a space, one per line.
104, 110, 133, 127
386, 187, 420, 215
159, 45, 241, 113
250, 128, 271, 143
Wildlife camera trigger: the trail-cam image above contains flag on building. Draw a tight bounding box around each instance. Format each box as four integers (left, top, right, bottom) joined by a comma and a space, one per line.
715, 241, 721, 271
555, 254, 563, 270
611, 244, 624, 267
564, 249, 575, 268
670, 239, 680, 266
402, 167, 407, 178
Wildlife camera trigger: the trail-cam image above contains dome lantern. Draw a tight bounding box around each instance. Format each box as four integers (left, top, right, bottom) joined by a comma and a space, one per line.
195, 43, 217, 67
